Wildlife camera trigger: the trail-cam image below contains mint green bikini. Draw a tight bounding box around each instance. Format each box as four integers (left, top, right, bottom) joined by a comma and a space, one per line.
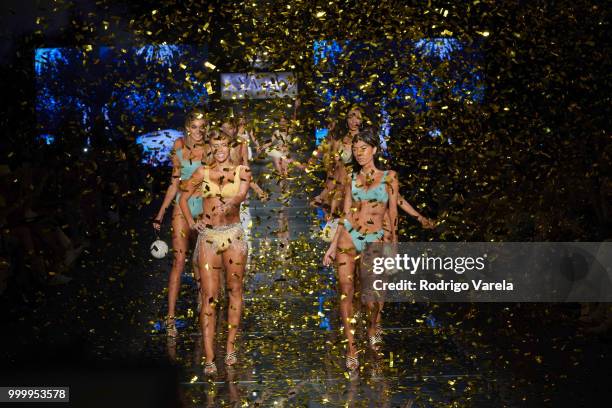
175, 147, 204, 218
343, 170, 388, 252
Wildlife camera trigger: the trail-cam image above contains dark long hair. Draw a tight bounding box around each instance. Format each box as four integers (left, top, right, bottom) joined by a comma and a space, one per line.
351, 126, 386, 173
335, 103, 376, 143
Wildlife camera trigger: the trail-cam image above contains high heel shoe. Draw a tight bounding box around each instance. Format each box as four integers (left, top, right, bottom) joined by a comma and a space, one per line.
203, 360, 217, 376
346, 354, 359, 371
225, 350, 238, 366
369, 331, 383, 351
165, 315, 178, 338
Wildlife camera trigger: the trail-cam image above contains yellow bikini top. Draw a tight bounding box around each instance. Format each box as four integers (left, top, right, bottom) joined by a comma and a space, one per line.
202, 165, 243, 198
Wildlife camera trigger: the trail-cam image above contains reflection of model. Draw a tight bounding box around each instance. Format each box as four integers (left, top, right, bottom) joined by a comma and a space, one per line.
323, 127, 399, 372
153, 108, 208, 337
179, 129, 252, 376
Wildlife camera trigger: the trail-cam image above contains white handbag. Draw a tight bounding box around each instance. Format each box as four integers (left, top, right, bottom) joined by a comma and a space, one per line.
320, 218, 339, 242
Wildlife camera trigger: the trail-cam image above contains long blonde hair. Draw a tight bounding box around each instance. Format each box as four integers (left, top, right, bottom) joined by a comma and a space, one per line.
184, 108, 209, 147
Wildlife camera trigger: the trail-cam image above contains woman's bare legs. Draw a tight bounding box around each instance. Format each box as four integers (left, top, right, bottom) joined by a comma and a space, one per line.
223, 244, 247, 361
375, 301, 384, 330
193, 255, 202, 313
336, 230, 358, 360
280, 158, 290, 177
352, 263, 365, 325
199, 244, 222, 363
272, 157, 285, 177
168, 204, 191, 320
366, 300, 383, 350
356, 264, 384, 343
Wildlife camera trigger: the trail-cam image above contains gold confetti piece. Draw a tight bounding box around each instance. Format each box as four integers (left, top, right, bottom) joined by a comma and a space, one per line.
205, 81, 214, 94
204, 61, 216, 70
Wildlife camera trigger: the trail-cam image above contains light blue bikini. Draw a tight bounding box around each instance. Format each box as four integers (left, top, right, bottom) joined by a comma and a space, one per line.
175, 147, 204, 218
350, 171, 389, 203
343, 170, 388, 252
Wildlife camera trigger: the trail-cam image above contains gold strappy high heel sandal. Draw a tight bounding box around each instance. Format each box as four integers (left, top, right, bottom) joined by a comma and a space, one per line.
203, 360, 217, 376
375, 323, 383, 337
369, 332, 383, 351
346, 354, 359, 371
225, 350, 238, 366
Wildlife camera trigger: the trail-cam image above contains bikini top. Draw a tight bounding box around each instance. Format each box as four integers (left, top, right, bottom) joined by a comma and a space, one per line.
237, 129, 250, 141
338, 143, 352, 164
176, 147, 204, 180
201, 165, 243, 198
351, 170, 389, 203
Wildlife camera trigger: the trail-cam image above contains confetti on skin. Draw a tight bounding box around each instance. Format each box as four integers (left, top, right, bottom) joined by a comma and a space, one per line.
14, 1, 608, 405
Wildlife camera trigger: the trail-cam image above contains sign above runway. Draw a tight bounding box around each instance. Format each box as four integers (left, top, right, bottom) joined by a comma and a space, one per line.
220, 72, 298, 99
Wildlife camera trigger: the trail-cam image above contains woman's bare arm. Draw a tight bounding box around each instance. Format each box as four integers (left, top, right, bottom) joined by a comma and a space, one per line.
241, 142, 249, 166
179, 166, 205, 230
332, 179, 353, 248
153, 139, 182, 228
398, 193, 436, 229
249, 129, 261, 151
386, 171, 399, 242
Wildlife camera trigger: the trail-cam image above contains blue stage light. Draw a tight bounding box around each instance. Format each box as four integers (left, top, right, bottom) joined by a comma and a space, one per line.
315, 128, 329, 146
312, 38, 484, 151
35, 44, 209, 166
38, 134, 55, 145
414, 38, 463, 60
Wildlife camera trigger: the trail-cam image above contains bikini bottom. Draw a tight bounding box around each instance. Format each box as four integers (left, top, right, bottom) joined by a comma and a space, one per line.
343, 218, 384, 253
193, 223, 248, 264
175, 193, 203, 218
